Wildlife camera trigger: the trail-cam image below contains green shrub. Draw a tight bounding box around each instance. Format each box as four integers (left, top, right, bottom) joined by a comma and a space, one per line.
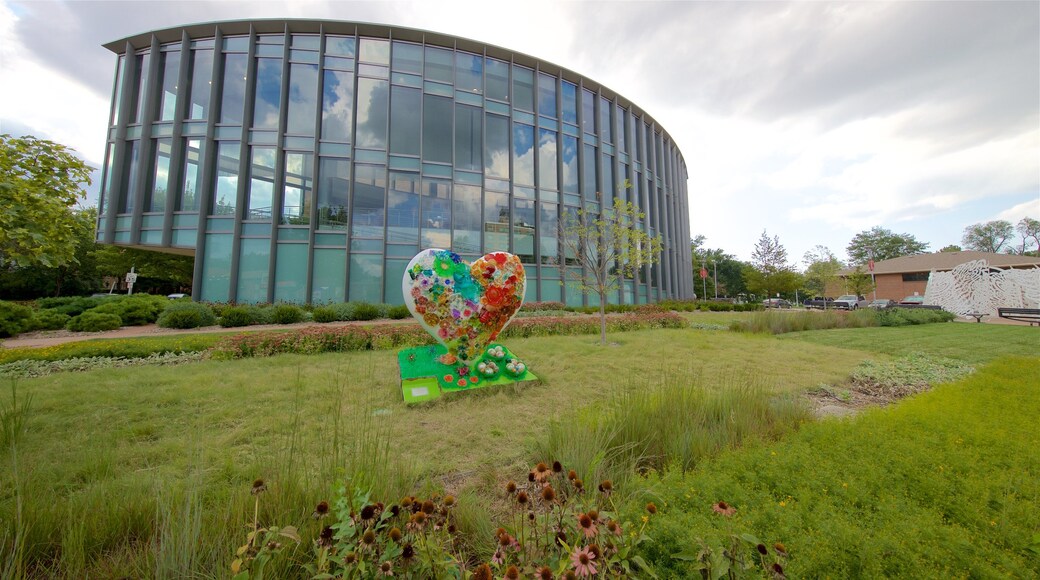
386, 304, 410, 319
157, 302, 218, 329
327, 302, 356, 321
312, 305, 338, 323
219, 305, 262, 328
90, 294, 168, 326
0, 300, 34, 337
731, 309, 878, 334
876, 307, 955, 326
0, 334, 222, 364
30, 309, 71, 331
350, 302, 382, 321
270, 303, 304, 325
66, 311, 123, 332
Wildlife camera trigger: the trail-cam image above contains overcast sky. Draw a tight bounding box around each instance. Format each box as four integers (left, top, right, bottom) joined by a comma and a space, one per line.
2, 0, 1037, 264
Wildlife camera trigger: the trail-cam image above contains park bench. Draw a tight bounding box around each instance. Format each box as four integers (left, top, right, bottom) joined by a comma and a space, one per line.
997, 307, 1040, 326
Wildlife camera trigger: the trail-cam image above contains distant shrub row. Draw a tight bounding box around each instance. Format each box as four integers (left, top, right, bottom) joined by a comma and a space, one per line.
0, 294, 170, 335
730, 307, 955, 335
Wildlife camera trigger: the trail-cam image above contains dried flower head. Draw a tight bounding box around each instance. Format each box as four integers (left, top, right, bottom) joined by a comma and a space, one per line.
528, 471, 536, 483
378, 561, 393, 576
607, 519, 622, 536
555, 530, 568, 545
646, 502, 658, 515
412, 512, 426, 525
499, 533, 512, 547
538, 566, 554, 580
772, 562, 786, 579
578, 513, 597, 538
266, 540, 282, 551
506, 481, 517, 494
505, 565, 520, 579
473, 563, 493, 580
251, 478, 267, 495
588, 544, 602, 559
402, 543, 415, 560
573, 479, 584, 491
587, 509, 599, 521
541, 485, 556, 503
564, 572, 577, 580
757, 543, 768, 555
517, 491, 529, 505
443, 495, 456, 507
401, 496, 413, 508
360, 504, 378, 521
361, 530, 377, 545
495, 527, 506, 538
318, 525, 335, 548
313, 500, 330, 519
552, 460, 563, 473
534, 462, 551, 482
389, 527, 403, 542
598, 480, 613, 494
421, 500, 436, 514
774, 542, 788, 555
344, 552, 359, 564
568, 469, 578, 481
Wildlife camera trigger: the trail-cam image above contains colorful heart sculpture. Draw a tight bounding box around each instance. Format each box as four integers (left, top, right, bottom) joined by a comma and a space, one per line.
403, 249, 526, 366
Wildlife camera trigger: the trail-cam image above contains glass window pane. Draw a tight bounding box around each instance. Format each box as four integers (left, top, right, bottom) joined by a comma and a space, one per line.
485, 114, 509, 179
286, 63, 319, 135
253, 58, 283, 129
539, 202, 558, 264
561, 135, 578, 194
538, 128, 557, 190
128, 53, 151, 124
390, 85, 420, 155
148, 138, 172, 212
119, 140, 141, 213
420, 179, 451, 249
392, 41, 422, 73
318, 157, 350, 230
158, 51, 181, 121
325, 35, 356, 58
292, 34, 320, 50
537, 73, 556, 118
512, 65, 534, 111
274, 243, 308, 303
312, 248, 346, 303
100, 143, 115, 213
619, 106, 629, 152
356, 77, 389, 148
179, 138, 204, 211
452, 183, 480, 255
583, 143, 597, 201
201, 233, 232, 301
599, 97, 613, 143
349, 254, 382, 303
422, 94, 452, 163
351, 164, 386, 238
513, 199, 535, 263
454, 104, 481, 172
561, 80, 577, 125
387, 172, 419, 244
282, 152, 313, 225
110, 56, 125, 125
237, 238, 270, 304
424, 46, 452, 83
485, 58, 508, 102
513, 123, 534, 186
187, 49, 213, 120
455, 51, 482, 93
220, 53, 247, 124
384, 258, 410, 305
600, 153, 614, 201
359, 38, 390, 65
484, 190, 509, 252
581, 89, 595, 134
321, 70, 353, 142
247, 146, 276, 220
213, 141, 240, 215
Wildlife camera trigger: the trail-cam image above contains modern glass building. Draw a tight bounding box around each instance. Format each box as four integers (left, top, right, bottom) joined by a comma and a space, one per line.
97, 20, 693, 305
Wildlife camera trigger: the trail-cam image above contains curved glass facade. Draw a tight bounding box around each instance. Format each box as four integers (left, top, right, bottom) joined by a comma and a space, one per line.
97, 20, 693, 304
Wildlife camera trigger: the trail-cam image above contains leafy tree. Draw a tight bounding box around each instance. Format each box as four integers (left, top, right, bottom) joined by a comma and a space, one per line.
561, 193, 663, 344
0, 207, 99, 299
846, 226, 929, 265
690, 235, 745, 299
744, 230, 800, 299
91, 245, 194, 293
961, 220, 1014, 253
939, 244, 962, 252
1015, 217, 1040, 255
0, 134, 93, 268
845, 266, 875, 297
801, 245, 843, 298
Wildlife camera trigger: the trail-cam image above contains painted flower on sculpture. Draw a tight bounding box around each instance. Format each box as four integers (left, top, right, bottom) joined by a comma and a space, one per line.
484, 285, 507, 308
571, 546, 598, 577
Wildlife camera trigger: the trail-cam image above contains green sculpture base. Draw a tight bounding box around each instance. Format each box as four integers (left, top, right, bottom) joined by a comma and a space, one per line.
398, 343, 537, 404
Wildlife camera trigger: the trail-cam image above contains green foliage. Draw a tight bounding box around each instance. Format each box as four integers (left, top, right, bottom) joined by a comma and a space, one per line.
1016, 216, 1040, 254
876, 307, 955, 326
846, 226, 929, 265
386, 304, 410, 320
65, 311, 123, 332
90, 294, 167, 326
0, 300, 34, 337
0, 351, 206, 380
731, 309, 879, 334
845, 266, 875, 297
35, 295, 105, 316
219, 306, 265, 328
0, 334, 221, 364
311, 305, 338, 323
638, 357, 1040, 578
961, 219, 1015, 253
849, 353, 974, 398
0, 134, 93, 269
801, 245, 843, 298
0, 207, 100, 299
350, 302, 383, 321
270, 304, 304, 325
157, 302, 217, 329
91, 245, 195, 288
29, 309, 70, 331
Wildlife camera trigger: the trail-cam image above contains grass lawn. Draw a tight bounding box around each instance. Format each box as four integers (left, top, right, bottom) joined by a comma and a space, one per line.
1, 320, 1035, 577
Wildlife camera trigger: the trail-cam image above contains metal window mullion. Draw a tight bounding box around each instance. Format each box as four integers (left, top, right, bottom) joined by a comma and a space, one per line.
129, 35, 162, 245
304, 27, 328, 304
227, 26, 259, 303
103, 48, 133, 244
162, 31, 192, 247
191, 26, 223, 301
266, 27, 291, 304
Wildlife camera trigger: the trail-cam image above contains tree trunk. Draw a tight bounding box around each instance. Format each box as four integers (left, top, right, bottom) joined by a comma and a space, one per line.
598, 291, 607, 345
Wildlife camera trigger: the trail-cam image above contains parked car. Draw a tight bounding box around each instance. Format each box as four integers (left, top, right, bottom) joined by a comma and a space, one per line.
167, 293, 189, 299
867, 299, 894, 309
763, 298, 792, 309
899, 295, 925, 305
833, 295, 869, 310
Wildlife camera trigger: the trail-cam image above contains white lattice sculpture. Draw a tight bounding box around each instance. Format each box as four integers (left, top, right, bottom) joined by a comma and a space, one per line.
925, 259, 1040, 317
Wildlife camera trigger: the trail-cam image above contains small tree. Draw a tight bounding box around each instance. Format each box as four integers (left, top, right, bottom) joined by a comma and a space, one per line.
1016, 217, 1040, 255
745, 230, 800, 299
961, 220, 1014, 254
561, 193, 662, 345
845, 266, 875, 297
802, 245, 843, 298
